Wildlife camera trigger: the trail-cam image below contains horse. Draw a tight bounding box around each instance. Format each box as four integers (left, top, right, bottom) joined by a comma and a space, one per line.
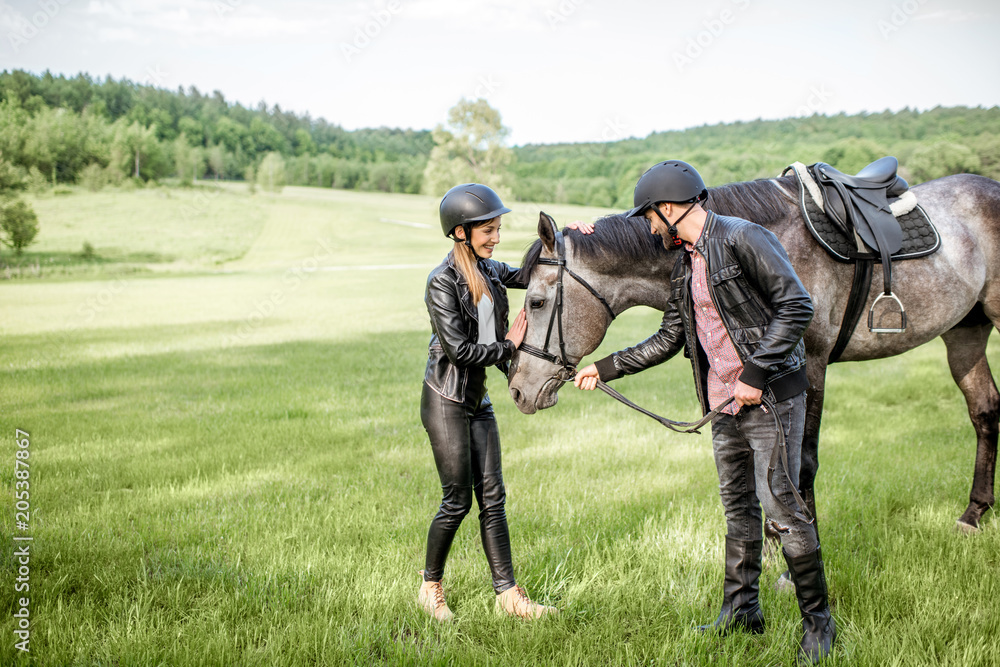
507, 172, 1000, 533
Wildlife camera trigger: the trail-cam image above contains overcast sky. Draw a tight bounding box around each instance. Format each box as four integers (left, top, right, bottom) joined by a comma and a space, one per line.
1, 0, 998, 145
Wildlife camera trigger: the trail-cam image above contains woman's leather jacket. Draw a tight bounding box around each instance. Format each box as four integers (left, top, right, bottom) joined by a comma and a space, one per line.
423, 254, 526, 402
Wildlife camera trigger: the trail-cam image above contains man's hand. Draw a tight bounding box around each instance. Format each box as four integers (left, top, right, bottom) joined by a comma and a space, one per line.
505, 309, 527, 348
733, 380, 763, 407
573, 364, 600, 390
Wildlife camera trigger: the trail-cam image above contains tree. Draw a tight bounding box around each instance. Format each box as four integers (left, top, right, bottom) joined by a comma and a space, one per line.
78, 163, 112, 191
206, 143, 226, 180
178, 116, 205, 146
0, 153, 27, 193
256, 152, 286, 193
0, 198, 39, 255
422, 98, 514, 197
0, 99, 31, 167
332, 158, 364, 189
314, 153, 337, 187
172, 134, 204, 185
244, 164, 256, 193
249, 117, 287, 153
974, 133, 1000, 181
0, 154, 38, 254
23, 106, 84, 185
293, 128, 317, 156
214, 116, 248, 153
820, 138, 889, 174
908, 141, 982, 183
110, 119, 162, 180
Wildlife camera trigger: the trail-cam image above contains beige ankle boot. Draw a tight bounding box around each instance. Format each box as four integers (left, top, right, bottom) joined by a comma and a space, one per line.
495, 585, 557, 619
417, 572, 454, 622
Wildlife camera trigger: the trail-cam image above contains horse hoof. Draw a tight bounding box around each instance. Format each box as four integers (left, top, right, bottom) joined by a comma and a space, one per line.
955, 520, 979, 535
774, 571, 795, 593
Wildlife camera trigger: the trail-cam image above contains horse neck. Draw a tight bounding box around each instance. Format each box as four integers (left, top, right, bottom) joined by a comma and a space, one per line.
591, 250, 677, 313
587, 213, 796, 315
570, 180, 799, 315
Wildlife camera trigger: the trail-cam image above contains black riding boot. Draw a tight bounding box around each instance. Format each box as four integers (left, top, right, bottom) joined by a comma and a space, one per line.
698, 537, 765, 634
784, 547, 836, 664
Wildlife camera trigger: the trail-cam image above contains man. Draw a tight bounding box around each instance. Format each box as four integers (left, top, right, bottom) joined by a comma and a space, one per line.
574, 160, 835, 663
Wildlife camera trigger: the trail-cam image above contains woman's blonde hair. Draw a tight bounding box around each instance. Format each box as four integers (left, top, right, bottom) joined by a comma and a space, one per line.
450, 222, 493, 305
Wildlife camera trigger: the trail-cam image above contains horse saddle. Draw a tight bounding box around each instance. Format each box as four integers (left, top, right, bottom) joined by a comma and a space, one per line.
784, 157, 940, 362
811, 156, 908, 259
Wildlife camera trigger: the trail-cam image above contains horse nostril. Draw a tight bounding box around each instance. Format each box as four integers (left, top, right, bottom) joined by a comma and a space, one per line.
510, 387, 522, 404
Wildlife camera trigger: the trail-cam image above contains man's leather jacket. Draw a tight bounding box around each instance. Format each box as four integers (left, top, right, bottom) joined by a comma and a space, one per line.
594, 212, 813, 414
423, 254, 526, 403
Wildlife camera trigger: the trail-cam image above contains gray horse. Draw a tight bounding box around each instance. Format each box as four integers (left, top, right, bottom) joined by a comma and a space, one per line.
508, 172, 1000, 532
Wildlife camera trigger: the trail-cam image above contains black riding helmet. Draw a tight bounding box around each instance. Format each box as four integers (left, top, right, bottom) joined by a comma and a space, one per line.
439, 183, 512, 239
625, 160, 708, 219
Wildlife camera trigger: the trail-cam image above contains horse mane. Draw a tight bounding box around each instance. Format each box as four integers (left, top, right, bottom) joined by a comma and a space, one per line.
520, 213, 666, 276
705, 176, 798, 227
519, 176, 798, 273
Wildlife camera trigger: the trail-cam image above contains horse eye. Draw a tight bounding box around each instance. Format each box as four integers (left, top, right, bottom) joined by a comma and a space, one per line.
530, 299, 545, 309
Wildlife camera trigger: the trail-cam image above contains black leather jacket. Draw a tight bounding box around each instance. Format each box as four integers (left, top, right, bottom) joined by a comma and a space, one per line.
594, 211, 813, 414
423, 254, 526, 403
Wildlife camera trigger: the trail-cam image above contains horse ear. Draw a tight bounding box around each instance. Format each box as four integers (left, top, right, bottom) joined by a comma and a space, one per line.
538, 211, 558, 251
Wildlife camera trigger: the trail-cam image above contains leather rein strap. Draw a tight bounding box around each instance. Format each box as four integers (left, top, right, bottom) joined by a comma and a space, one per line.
518, 230, 812, 524
595, 384, 812, 524
594, 382, 732, 434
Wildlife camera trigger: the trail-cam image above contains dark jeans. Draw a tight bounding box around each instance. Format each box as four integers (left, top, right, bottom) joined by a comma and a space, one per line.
711, 391, 818, 557
421, 378, 515, 595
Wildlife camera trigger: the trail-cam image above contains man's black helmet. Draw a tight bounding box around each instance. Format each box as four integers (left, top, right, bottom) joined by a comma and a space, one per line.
439, 183, 511, 238
626, 160, 708, 219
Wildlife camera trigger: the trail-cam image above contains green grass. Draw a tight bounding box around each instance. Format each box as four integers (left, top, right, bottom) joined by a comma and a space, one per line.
4, 184, 270, 278
1, 185, 999, 665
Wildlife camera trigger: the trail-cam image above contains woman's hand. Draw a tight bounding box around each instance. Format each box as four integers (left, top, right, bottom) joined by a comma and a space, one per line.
573, 364, 600, 390
566, 220, 596, 235
505, 309, 527, 348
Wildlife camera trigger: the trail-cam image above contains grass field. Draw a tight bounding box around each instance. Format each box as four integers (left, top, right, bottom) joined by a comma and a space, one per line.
2, 183, 999, 666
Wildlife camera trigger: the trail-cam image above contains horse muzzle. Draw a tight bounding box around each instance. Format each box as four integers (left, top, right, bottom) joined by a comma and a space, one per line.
508, 375, 563, 414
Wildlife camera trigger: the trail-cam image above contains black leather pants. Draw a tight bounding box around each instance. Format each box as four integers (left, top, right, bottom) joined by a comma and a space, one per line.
421, 372, 515, 595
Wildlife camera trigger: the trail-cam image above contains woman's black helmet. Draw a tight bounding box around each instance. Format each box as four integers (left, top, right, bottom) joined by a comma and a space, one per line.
439, 183, 511, 238
626, 160, 708, 219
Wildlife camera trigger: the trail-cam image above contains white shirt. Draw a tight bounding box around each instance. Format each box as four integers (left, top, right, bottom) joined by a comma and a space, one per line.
477, 293, 497, 345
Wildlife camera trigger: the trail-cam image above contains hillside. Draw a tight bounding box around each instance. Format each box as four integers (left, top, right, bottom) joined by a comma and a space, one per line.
1, 69, 997, 209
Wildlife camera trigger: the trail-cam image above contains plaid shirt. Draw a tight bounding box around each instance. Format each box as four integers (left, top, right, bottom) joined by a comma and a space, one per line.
686, 244, 743, 415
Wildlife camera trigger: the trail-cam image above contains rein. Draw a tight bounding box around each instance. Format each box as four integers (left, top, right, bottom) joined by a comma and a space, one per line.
518, 229, 813, 524
596, 379, 813, 525
594, 381, 732, 435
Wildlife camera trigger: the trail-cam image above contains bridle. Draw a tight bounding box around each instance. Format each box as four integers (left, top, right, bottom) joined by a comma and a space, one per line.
516, 228, 732, 433
518, 230, 615, 381
513, 228, 813, 524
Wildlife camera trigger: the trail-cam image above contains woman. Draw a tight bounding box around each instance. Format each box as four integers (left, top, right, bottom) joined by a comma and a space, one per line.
418, 183, 591, 621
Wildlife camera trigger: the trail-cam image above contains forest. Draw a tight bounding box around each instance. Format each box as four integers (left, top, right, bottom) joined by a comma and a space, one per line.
1, 69, 998, 210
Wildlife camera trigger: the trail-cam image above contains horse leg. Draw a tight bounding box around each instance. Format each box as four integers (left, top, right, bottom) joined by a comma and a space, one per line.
798, 359, 827, 536
941, 322, 998, 531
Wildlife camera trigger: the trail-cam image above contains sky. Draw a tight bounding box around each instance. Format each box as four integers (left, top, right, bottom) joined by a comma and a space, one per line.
0, 0, 998, 146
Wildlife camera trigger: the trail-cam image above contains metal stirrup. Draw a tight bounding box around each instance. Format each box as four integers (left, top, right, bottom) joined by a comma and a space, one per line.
868, 291, 907, 333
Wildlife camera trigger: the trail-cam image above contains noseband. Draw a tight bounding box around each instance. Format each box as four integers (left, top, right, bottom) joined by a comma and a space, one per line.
518, 231, 615, 380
